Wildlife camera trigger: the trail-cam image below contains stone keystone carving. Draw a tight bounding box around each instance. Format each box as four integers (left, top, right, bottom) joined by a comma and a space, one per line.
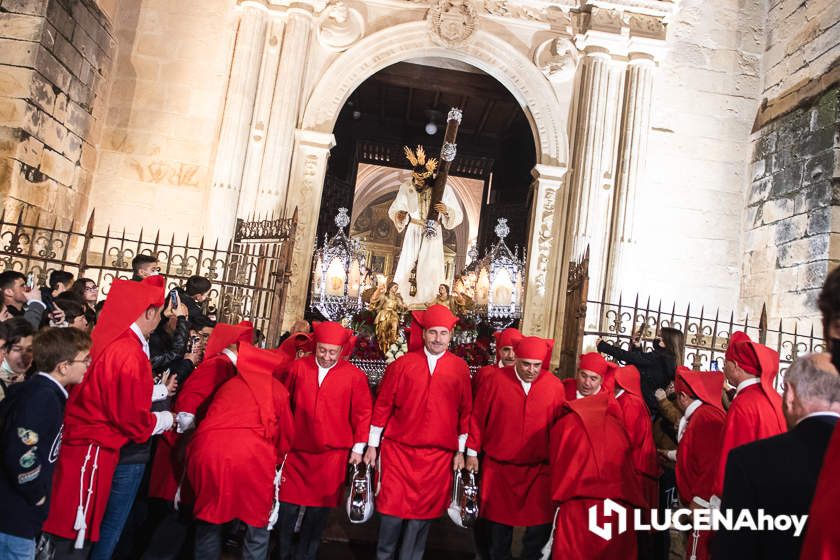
534, 37, 579, 83
428, 0, 479, 47
318, 1, 365, 51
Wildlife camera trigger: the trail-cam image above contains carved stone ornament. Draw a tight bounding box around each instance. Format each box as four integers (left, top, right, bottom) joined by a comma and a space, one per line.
534, 37, 579, 83
317, 1, 365, 51
428, 0, 478, 48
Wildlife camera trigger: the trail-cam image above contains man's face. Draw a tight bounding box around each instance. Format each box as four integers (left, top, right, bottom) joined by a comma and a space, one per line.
438, 285, 446, 296
723, 360, 738, 386
3, 278, 27, 305
136, 262, 160, 278
675, 392, 692, 413
194, 290, 210, 303
7, 335, 33, 374
412, 175, 428, 190
515, 358, 542, 383
0, 337, 6, 364
63, 350, 91, 385
137, 305, 163, 337
499, 346, 516, 367
423, 327, 451, 355
576, 368, 602, 396
315, 342, 341, 369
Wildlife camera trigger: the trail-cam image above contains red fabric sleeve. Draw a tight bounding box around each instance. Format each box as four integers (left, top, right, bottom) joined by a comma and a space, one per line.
103, 349, 156, 444
371, 360, 401, 429
457, 363, 473, 436
466, 374, 493, 452
350, 370, 373, 443
273, 380, 295, 461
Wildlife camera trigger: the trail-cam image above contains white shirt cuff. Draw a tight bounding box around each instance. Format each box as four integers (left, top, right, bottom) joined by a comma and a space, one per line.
152, 383, 169, 402
175, 412, 195, 433
152, 411, 174, 435
458, 433, 467, 453
351, 442, 366, 455
666, 449, 677, 461
466, 447, 478, 457
368, 426, 384, 447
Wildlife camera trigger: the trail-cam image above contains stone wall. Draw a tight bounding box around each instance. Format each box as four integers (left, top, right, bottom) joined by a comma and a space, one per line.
0, 0, 113, 224
621, 0, 765, 312
742, 87, 839, 326
86, 0, 237, 239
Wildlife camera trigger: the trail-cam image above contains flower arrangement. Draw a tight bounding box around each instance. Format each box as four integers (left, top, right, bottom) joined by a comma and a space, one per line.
384, 331, 409, 363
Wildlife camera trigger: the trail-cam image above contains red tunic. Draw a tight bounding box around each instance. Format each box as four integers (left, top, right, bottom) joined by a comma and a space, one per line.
279, 356, 372, 507
148, 352, 237, 503
187, 366, 294, 527
615, 391, 660, 508
43, 331, 158, 542
467, 367, 565, 526
675, 402, 726, 560
549, 393, 644, 559
799, 424, 840, 559
714, 383, 785, 495
372, 350, 472, 519
471, 363, 501, 395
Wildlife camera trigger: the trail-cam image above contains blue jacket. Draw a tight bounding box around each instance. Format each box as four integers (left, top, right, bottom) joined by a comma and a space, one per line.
0, 374, 67, 539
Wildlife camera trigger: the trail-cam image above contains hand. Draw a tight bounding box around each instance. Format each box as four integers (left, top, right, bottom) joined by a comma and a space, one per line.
396, 211, 408, 222
434, 203, 448, 216
465, 455, 479, 473
24, 288, 42, 303
654, 388, 667, 401
171, 302, 188, 318
453, 451, 465, 472
349, 452, 363, 465
184, 351, 200, 365
631, 336, 642, 348
162, 371, 178, 396
49, 308, 65, 325
363, 446, 377, 466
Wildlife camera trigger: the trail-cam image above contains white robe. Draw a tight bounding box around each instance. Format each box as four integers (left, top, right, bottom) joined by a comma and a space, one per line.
388, 179, 463, 305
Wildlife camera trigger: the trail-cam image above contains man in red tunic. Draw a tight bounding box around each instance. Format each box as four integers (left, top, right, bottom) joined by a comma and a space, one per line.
563, 351, 609, 400
186, 342, 294, 560
362, 304, 471, 560
275, 321, 372, 560
471, 327, 522, 393
714, 331, 785, 496
800, 425, 840, 559
43, 277, 173, 558
465, 336, 564, 560
614, 365, 660, 509
670, 366, 726, 560
548, 392, 645, 558
144, 321, 254, 559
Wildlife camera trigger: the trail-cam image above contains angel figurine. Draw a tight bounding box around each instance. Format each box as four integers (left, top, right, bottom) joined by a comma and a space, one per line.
370, 282, 407, 355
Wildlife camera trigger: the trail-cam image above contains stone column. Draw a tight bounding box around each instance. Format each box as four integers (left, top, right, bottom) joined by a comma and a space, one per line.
603, 53, 656, 302
205, 5, 268, 243
280, 129, 336, 329
259, 7, 314, 214
567, 48, 626, 316
236, 15, 286, 219
521, 164, 569, 338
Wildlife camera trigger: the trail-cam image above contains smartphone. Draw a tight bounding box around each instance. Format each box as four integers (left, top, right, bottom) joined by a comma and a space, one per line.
25, 272, 35, 290
169, 288, 179, 309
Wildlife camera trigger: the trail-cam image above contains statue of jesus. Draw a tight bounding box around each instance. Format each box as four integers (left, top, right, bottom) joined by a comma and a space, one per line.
389, 145, 463, 305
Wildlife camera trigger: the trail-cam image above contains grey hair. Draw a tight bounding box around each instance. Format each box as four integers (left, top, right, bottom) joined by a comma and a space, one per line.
785, 353, 840, 404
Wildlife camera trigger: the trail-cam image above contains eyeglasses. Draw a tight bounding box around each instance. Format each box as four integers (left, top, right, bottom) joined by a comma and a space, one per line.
84, 285, 98, 292
68, 356, 92, 367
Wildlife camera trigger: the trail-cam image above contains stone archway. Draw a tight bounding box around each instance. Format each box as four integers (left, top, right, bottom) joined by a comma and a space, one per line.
282, 21, 571, 337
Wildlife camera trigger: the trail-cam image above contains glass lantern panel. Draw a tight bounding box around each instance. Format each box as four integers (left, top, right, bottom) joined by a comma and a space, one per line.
476, 268, 490, 305
348, 260, 361, 297
493, 267, 513, 306
326, 257, 347, 296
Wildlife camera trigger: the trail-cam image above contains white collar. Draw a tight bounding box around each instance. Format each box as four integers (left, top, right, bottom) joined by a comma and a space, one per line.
735, 377, 761, 396
576, 390, 584, 400
424, 347, 444, 374
797, 411, 840, 425
615, 389, 625, 399
129, 323, 150, 358
37, 371, 68, 399
222, 348, 238, 366
683, 398, 703, 421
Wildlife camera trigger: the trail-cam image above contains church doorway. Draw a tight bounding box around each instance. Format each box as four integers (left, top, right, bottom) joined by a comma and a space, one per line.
309, 58, 536, 316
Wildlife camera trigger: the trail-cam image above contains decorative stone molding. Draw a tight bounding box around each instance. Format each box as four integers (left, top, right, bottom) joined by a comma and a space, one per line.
427, 0, 479, 47
317, 1, 365, 51
534, 37, 579, 83
301, 21, 569, 166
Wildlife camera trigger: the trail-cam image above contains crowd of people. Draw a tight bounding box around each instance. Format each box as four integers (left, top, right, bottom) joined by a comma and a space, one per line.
0, 254, 838, 560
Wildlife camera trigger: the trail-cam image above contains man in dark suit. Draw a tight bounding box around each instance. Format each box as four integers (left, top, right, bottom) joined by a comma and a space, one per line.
714, 353, 840, 560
